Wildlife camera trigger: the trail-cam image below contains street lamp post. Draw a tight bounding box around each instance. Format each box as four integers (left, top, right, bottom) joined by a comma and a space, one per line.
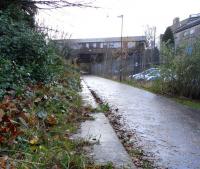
118, 15, 123, 82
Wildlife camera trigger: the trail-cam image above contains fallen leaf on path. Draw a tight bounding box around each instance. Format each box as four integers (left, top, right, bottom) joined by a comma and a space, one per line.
28, 115, 38, 126
46, 114, 57, 126
0, 156, 15, 169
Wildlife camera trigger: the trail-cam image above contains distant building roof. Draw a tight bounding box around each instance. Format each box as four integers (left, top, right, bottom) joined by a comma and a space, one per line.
174, 18, 200, 33
55, 36, 146, 44
172, 14, 200, 33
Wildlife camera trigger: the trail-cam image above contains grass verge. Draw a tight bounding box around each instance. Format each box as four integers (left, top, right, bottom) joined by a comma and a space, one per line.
122, 79, 200, 110
0, 65, 114, 169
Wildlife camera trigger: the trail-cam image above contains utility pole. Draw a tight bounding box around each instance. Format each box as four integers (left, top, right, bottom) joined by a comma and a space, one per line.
118, 15, 123, 82
153, 26, 156, 49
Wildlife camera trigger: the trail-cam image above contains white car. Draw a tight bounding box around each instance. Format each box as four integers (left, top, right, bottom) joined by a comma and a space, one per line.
130, 68, 160, 81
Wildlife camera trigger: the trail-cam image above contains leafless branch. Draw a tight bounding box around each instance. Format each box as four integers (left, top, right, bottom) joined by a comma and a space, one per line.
32, 0, 99, 10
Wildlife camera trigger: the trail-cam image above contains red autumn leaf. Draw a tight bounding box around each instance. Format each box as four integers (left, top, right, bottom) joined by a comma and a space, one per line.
0, 103, 9, 110
2, 115, 11, 123
0, 114, 22, 145
0, 127, 10, 133
0, 135, 4, 143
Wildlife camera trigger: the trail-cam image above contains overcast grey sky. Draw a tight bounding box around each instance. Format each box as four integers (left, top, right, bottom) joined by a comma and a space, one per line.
37, 0, 200, 39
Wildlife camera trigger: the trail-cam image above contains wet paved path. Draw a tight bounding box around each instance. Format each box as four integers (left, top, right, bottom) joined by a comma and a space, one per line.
76, 80, 135, 168
83, 75, 200, 169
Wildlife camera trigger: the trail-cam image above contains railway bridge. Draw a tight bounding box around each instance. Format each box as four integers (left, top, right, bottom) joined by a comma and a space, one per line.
54, 36, 147, 73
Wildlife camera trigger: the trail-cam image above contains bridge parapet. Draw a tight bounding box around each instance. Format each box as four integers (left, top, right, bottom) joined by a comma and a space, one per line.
54, 36, 147, 64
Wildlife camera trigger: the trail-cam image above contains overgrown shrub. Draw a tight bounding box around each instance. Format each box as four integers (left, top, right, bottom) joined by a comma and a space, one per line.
0, 8, 62, 93
0, 1, 37, 27
159, 40, 200, 99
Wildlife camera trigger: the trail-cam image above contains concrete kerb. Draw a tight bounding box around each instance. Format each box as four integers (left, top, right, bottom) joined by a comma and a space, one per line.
76, 79, 136, 169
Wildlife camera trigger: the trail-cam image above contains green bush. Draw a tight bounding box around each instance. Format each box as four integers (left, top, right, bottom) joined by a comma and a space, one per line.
0, 1, 37, 27
0, 8, 62, 84
0, 8, 65, 100
159, 40, 200, 99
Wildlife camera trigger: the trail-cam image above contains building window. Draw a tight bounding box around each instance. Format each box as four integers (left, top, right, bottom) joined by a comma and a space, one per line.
128, 42, 136, 48
190, 29, 195, 35
109, 42, 114, 48
100, 43, 103, 48
96, 42, 100, 48
93, 43, 97, 48
86, 43, 89, 48
103, 43, 108, 48
186, 46, 193, 55
184, 31, 188, 37
113, 42, 121, 48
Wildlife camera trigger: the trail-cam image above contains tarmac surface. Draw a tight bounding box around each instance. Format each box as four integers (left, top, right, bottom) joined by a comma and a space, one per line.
76, 80, 136, 169
83, 75, 200, 169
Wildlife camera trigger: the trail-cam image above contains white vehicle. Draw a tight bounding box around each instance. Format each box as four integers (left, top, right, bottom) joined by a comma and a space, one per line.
130, 68, 160, 81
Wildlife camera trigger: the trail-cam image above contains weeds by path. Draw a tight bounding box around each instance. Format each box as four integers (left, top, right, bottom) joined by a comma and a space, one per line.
0, 65, 114, 169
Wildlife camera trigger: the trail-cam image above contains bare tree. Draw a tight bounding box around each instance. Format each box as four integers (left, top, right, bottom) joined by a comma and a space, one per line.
144, 25, 156, 49
34, 0, 98, 10
0, 0, 97, 28
0, 0, 98, 20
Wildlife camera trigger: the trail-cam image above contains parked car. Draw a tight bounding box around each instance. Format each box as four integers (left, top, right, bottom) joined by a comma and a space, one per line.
129, 68, 160, 81
145, 68, 161, 81
80, 71, 89, 75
